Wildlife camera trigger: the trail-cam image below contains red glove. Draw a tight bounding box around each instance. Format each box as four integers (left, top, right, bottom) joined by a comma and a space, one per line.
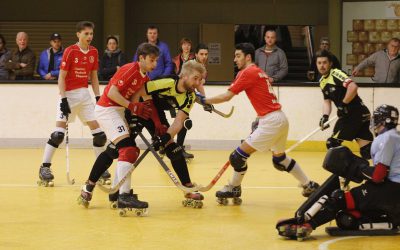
128, 102, 152, 120
372, 163, 389, 183
145, 99, 168, 136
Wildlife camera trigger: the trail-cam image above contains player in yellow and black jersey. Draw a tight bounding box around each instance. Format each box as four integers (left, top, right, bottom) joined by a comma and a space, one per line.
316, 50, 373, 159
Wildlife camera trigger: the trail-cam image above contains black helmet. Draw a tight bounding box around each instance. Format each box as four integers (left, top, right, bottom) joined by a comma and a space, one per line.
372, 104, 399, 130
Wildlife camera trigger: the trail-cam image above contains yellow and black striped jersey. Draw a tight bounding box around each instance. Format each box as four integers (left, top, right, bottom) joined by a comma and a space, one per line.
145, 77, 195, 115
319, 68, 363, 107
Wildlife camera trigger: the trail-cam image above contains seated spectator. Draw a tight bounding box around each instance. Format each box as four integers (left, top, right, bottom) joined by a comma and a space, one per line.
5, 32, 36, 80
37, 33, 63, 80
99, 35, 126, 81
0, 34, 11, 80
133, 25, 173, 79
352, 38, 400, 83
255, 29, 288, 83
173, 37, 195, 74
307, 37, 341, 81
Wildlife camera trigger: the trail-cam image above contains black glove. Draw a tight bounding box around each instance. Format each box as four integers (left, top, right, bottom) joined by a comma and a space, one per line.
319, 115, 329, 130
203, 104, 214, 113
152, 133, 172, 151
251, 117, 260, 133
95, 96, 100, 103
60, 97, 71, 118
337, 103, 349, 118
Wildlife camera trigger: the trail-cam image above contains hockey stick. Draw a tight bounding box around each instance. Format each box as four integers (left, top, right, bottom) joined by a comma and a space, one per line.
195, 99, 235, 118
198, 161, 230, 192
137, 132, 202, 193
97, 148, 151, 194
285, 116, 338, 154
65, 119, 75, 185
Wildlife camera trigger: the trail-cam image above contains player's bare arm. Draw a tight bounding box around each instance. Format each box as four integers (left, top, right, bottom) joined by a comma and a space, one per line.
205, 90, 235, 104
343, 81, 358, 104
323, 99, 332, 116
90, 70, 100, 97
107, 85, 131, 108
58, 69, 68, 98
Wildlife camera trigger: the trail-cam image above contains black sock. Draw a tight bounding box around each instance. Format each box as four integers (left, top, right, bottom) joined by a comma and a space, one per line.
88, 151, 113, 183
171, 158, 191, 185
177, 128, 187, 146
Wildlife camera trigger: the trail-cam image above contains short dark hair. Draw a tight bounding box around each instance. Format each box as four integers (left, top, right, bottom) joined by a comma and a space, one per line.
235, 43, 255, 62
147, 25, 159, 32
195, 43, 208, 54
0, 34, 6, 46
136, 43, 160, 59
76, 21, 95, 32
315, 49, 333, 62
106, 35, 118, 45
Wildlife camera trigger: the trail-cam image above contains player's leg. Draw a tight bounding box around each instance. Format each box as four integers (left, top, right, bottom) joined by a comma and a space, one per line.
355, 118, 374, 160
177, 118, 194, 160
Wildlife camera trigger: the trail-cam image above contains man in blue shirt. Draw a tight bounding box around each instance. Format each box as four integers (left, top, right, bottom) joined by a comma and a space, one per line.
37, 33, 63, 80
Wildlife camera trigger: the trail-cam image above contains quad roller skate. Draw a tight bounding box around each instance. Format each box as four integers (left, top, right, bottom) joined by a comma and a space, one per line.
301, 181, 320, 197
117, 190, 148, 217
182, 192, 204, 208
182, 146, 194, 163
215, 184, 242, 205
277, 221, 313, 241
97, 170, 111, 185
109, 190, 119, 209
37, 163, 54, 187
77, 182, 94, 208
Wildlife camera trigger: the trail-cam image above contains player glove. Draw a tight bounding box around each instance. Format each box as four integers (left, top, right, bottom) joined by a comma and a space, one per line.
251, 117, 260, 133
203, 104, 214, 113
152, 133, 172, 151
319, 115, 330, 130
60, 97, 71, 118
128, 102, 152, 120
195, 92, 206, 105
95, 96, 100, 103
337, 103, 349, 118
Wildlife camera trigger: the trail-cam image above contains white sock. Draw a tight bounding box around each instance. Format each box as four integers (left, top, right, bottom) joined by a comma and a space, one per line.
42, 127, 66, 164
111, 167, 119, 189
117, 161, 132, 194
288, 162, 309, 186
230, 170, 247, 186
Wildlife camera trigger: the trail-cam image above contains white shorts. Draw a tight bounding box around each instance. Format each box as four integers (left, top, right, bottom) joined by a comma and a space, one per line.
245, 110, 289, 153
56, 88, 96, 123
95, 105, 129, 142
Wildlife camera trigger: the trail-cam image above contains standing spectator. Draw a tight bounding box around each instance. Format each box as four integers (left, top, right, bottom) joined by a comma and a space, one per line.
307, 37, 341, 81
352, 38, 400, 83
173, 37, 195, 74
99, 35, 126, 81
37, 33, 64, 80
133, 25, 173, 79
0, 34, 11, 80
255, 30, 288, 83
5, 32, 36, 80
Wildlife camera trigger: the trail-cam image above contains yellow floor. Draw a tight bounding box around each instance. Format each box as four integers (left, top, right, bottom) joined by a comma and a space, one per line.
0, 149, 399, 250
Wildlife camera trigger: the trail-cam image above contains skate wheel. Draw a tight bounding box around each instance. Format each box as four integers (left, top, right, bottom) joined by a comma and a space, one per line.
193, 201, 203, 209
135, 209, 144, 216
182, 200, 188, 207
233, 197, 242, 205
48, 181, 54, 187
118, 209, 127, 217
217, 198, 228, 206
110, 202, 118, 210
105, 179, 111, 185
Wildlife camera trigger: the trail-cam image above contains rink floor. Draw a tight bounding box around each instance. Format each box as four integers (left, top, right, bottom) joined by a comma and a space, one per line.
0, 148, 399, 250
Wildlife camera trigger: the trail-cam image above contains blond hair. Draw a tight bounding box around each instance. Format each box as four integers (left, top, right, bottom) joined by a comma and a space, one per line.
179, 60, 206, 78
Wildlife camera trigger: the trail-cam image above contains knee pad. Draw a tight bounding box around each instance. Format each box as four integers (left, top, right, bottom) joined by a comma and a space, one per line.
118, 146, 139, 163
360, 143, 371, 160
48, 131, 65, 148
335, 211, 358, 230
183, 118, 192, 130
105, 143, 119, 159
326, 137, 342, 149
272, 154, 296, 172
93, 131, 107, 147
229, 148, 249, 172
165, 143, 184, 161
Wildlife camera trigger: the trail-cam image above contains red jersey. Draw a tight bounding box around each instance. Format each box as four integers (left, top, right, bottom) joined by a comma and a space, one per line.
97, 62, 149, 107
229, 64, 281, 116
60, 44, 99, 91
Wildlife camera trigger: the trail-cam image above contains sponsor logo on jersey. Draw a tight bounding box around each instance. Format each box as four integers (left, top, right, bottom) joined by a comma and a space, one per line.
74, 58, 78, 63
118, 80, 124, 86
62, 62, 66, 67
362, 189, 368, 196
132, 79, 137, 86
89, 56, 94, 63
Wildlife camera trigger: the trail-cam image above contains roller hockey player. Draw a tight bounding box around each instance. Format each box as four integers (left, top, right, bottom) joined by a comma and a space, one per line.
198, 43, 319, 205
277, 104, 400, 241
38, 21, 108, 187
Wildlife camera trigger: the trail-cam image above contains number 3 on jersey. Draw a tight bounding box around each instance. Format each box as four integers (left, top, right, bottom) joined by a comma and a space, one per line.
259, 72, 278, 103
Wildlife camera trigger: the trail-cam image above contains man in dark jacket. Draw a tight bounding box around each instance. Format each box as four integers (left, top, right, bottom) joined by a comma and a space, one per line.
38, 33, 64, 80
99, 35, 126, 81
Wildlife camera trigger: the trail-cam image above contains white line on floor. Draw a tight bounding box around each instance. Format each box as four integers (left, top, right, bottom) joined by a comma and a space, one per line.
318, 236, 364, 250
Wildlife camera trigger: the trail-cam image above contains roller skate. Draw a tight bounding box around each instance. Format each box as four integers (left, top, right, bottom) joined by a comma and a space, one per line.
97, 170, 111, 185
182, 184, 204, 208
109, 190, 119, 210
77, 182, 94, 208
182, 146, 194, 163
215, 183, 242, 205
117, 189, 148, 217
301, 181, 320, 197
277, 221, 313, 241
37, 163, 54, 187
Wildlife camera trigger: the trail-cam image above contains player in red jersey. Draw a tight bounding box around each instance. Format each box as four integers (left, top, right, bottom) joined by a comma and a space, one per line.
197, 43, 319, 205
77, 43, 160, 214
38, 21, 108, 187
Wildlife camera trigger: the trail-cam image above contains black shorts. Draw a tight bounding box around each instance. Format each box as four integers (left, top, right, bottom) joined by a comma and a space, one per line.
332, 105, 373, 142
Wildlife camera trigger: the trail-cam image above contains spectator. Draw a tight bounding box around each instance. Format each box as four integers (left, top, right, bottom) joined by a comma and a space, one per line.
37, 33, 63, 80
99, 35, 126, 81
255, 29, 288, 83
308, 37, 341, 81
352, 38, 400, 83
0, 34, 11, 80
173, 37, 195, 74
133, 25, 173, 79
5, 32, 36, 80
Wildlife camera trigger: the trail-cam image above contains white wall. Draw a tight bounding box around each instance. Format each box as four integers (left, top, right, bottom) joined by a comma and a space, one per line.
0, 84, 399, 148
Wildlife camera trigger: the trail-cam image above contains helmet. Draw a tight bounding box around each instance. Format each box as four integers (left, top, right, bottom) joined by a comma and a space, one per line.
371, 104, 399, 130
